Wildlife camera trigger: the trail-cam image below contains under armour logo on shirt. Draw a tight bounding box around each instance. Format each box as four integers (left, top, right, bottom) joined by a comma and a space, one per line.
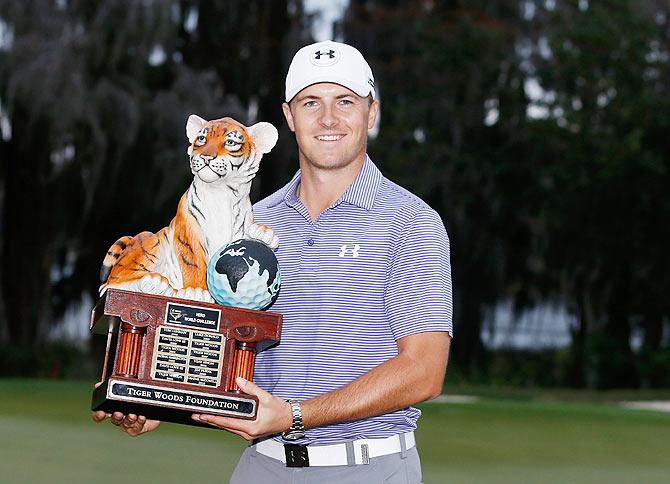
314, 49, 335, 60
339, 245, 360, 258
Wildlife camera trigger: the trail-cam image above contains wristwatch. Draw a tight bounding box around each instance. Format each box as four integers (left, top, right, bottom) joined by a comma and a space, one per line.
282, 399, 305, 441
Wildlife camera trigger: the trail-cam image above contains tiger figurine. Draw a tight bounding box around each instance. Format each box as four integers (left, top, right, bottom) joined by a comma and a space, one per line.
99, 115, 279, 302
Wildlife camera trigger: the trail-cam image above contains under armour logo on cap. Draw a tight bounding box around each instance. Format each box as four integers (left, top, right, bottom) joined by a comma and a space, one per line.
314, 49, 335, 60
310, 46, 339, 67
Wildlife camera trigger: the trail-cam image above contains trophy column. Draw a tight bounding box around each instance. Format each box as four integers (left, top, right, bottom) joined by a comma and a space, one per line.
116, 322, 146, 378
228, 341, 257, 392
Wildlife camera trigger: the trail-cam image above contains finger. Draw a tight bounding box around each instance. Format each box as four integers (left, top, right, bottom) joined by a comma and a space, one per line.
127, 422, 145, 436
111, 412, 125, 426
194, 413, 235, 428
122, 414, 138, 429
195, 413, 252, 433
225, 429, 254, 441
123, 415, 146, 436
91, 411, 108, 423
235, 377, 268, 398
192, 415, 252, 441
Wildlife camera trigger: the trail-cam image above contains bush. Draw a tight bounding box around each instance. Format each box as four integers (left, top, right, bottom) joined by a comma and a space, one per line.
0, 343, 96, 379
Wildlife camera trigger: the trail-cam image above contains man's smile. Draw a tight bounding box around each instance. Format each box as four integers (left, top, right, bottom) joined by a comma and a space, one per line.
316, 134, 345, 141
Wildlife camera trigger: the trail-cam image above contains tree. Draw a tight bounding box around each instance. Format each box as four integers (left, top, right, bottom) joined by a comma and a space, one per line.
0, 0, 310, 360
343, 0, 670, 387
527, 0, 670, 387
342, 0, 531, 377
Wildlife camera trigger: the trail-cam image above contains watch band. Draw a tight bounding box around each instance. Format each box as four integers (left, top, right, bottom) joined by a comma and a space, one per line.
282, 399, 305, 441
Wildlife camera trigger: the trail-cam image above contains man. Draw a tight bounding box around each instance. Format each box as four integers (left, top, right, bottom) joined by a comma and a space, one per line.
93, 40, 452, 484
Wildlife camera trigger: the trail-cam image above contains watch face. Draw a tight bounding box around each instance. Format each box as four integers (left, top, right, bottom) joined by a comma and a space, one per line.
282, 430, 305, 441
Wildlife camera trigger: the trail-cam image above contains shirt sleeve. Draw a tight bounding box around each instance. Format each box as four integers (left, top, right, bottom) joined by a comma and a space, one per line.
384, 206, 453, 339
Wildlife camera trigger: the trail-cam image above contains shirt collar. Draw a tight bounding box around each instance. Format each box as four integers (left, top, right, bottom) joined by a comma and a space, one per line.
339, 155, 383, 210
266, 155, 383, 211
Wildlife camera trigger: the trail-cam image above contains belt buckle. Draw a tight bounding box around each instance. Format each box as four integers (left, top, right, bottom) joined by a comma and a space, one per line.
284, 443, 310, 468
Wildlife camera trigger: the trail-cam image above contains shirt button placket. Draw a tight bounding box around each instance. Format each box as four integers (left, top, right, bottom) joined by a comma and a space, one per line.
303, 222, 320, 272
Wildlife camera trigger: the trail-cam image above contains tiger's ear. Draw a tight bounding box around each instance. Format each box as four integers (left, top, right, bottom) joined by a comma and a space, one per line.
248, 122, 279, 154
186, 114, 207, 143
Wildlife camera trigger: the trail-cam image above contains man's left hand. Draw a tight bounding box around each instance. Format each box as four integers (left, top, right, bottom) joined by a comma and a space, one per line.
192, 377, 292, 440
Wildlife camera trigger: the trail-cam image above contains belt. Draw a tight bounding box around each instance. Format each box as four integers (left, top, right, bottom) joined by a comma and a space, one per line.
253, 431, 416, 467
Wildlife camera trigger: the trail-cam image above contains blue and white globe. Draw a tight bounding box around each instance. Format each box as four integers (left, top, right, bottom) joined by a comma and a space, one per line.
206, 239, 281, 310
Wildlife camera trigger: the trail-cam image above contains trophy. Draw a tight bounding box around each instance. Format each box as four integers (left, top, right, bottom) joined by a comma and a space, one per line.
91, 115, 282, 426
90, 288, 281, 423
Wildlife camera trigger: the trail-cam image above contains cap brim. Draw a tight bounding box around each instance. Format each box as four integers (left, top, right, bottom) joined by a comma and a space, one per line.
286, 75, 374, 102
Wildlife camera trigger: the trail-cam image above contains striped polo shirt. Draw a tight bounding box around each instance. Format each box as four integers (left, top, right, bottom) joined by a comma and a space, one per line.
252, 155, 453, 445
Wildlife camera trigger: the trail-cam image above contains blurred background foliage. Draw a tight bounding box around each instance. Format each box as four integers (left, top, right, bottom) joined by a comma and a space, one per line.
0, 0, 668, 390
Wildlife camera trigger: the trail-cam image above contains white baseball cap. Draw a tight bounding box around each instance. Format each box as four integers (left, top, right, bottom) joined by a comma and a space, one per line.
285, 40, 376, 102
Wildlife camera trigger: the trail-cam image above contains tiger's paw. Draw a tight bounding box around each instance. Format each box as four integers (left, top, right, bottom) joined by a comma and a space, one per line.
139, 274, 175, 296
246, 223, 279, 249
174, 286, 214, 303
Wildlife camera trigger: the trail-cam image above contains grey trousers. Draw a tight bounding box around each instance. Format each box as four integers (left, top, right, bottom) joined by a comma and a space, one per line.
229, 444, 423, 484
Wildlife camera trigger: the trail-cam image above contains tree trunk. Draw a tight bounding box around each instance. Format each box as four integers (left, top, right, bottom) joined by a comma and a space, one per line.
451, 278, 486, 378
2, 111, 54, 349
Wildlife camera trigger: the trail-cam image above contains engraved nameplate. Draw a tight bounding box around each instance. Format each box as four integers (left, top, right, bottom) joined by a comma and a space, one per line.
165, 302, 221, 331
107, 380, 256, 417
151, 325, 225, 388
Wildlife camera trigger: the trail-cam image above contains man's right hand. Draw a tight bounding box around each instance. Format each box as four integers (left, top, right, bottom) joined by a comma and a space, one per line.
92, 411, 160, 437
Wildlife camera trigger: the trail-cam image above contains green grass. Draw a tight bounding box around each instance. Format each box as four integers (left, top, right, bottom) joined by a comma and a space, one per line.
1, 379, 669, 483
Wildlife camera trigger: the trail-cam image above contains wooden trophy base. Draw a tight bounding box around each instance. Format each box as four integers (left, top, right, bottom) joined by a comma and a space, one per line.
90, 289, 282, 427
91, 377, 258, 426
